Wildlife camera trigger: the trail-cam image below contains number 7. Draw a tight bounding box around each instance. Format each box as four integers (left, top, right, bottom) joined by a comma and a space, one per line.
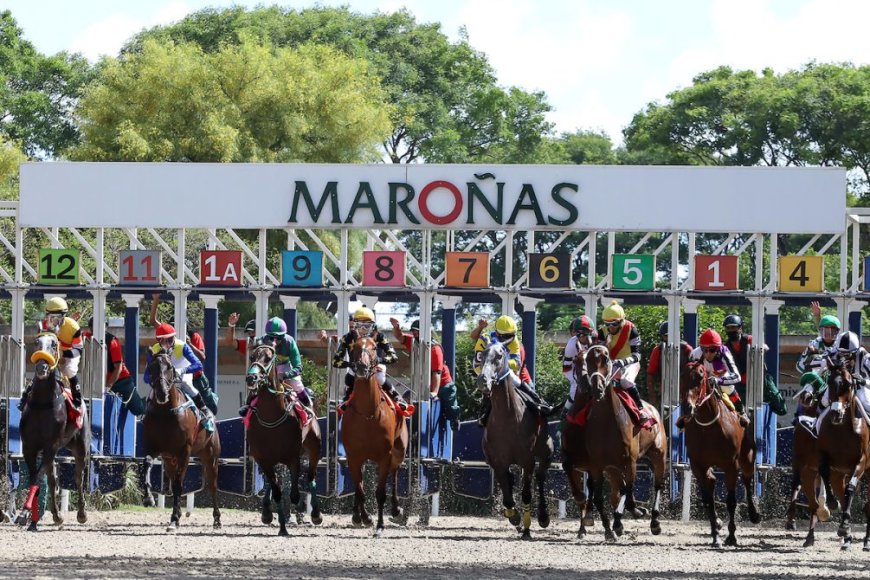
458, 257, 476, 284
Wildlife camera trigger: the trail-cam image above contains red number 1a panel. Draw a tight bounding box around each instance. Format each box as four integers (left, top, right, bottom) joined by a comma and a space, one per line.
694, 255, 738, 291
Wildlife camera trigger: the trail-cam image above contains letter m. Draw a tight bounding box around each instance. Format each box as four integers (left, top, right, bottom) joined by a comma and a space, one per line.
288, 181, 341, 224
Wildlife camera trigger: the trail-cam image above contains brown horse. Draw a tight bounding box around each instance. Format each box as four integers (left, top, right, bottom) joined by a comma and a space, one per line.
786, 389, 834, 531
476, 341, 553, 540
142, 353, 221, 531
802, 359, 870, 550
584, 345, 666, 541
341, 336, 408, 537
18, 333, 90, 531
561, 348, 596, 537
245, 344, 323, 535
680, 361, 760, 547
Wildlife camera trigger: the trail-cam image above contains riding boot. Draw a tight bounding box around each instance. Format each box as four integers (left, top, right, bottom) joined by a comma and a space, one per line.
516, 381, 555, 416
68, 375, 82, 409
191, 392, 215, 432
625, 384, 651, 424
238, 391, 255, 417
731, 396, 750, 427
559, 398, 573, 431
382, 378, 408, 411
478, 397, 492, 427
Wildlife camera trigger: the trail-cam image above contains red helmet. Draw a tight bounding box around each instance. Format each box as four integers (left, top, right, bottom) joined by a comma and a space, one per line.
571, 315, 593, 334
155, 323, 176, 339
699, 328, 722, 348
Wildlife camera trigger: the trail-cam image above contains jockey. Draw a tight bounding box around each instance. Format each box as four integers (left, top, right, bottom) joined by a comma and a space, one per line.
20, 297, 84, 411
793, 371, 827, 427
646, 321, 694, 408
816, 331, 870, 428
598, 300, 651, 424
796, 315, 841, 374
472, 315, 556, 426
239, 317, 312, 419
562, 315, 597, 412
683, 329, 748, 427
334, 307, 407, 412
144, 323, 214, 432
722, 314, 752, 399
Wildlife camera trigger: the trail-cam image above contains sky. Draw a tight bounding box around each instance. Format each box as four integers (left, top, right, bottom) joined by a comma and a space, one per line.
6, 0, 870, 143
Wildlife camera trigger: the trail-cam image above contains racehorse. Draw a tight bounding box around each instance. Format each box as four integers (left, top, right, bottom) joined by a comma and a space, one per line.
802, 358, 870, 550
18, 333, 90, 531
245, 343, 323, 535
786, 389, 834, 531
680, 361, 760, 547
584, 345, 666, 541
476, 340, 553, 540
560, 349, 595, 537
341, 336, 408, 537
141, 352, 221, 532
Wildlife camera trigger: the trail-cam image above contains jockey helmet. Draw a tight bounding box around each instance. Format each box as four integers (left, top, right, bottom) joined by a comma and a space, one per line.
571, 315, 594, 335
837, 331, 860, 355
658, 321, 668, 337
819, 315, 841, 329
353, 307, 375, 322
699, 328, 722, 348
265, 317, 287, 337
495, 315, 518, 335
410, 319, 420, 332
723, 314, 743, 328
155, 323, 176, 339
601, 300, 624, 322
45, 297, 69, 314
244, 319, 257, 334
799, 371, 825, 390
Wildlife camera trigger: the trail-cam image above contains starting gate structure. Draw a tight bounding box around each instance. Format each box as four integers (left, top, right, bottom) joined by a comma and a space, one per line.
0, 162, 858, 519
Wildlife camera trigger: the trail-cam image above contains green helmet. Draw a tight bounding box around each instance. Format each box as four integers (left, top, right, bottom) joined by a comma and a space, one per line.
819, 315, 840, 329
799, 371, 825, 390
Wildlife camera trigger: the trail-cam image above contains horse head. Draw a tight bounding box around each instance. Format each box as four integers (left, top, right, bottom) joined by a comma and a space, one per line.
147, 351, 178, 405
826, 355, 854, 425
680, 361, 709, 412
475, 341, 512, 398
350, 336, 379, 378
572, 349, 591, 402
32, 333, 59, 381
246, 343, 278, 394
584, 345, 612, 401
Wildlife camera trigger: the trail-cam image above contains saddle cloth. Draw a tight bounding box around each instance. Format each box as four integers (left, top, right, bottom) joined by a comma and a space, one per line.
243, 395, 313, 430
614, 388, 657, 430
61, 388, 84, 430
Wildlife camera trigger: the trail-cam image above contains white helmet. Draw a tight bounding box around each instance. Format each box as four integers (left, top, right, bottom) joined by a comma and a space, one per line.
836, 331, 860, 355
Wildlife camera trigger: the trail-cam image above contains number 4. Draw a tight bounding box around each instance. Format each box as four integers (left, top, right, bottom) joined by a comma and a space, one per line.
789, 261, 809, 286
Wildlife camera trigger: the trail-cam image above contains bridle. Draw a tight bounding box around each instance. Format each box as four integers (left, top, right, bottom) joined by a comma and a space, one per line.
246, 344, 280, 394
351, 337, 379, 378
685, 362, 721, 427
586, 345, 614, 400
476, 341, 513, 397
148, 352, 188, 414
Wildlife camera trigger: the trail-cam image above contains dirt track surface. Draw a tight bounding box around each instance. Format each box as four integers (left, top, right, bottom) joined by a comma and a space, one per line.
1, 510, 868, 579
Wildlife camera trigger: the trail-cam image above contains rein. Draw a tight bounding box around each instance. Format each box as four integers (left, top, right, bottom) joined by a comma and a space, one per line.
689, 363, 721, 427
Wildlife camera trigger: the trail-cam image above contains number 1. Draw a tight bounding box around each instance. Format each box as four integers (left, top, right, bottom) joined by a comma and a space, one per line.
707, 260, 724, 287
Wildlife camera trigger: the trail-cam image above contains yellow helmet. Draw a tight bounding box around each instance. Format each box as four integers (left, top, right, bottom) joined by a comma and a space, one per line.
495, 315, 518, 334
602, 300, 625, 322
45, 297, 69, 314
353, 307, 375, 322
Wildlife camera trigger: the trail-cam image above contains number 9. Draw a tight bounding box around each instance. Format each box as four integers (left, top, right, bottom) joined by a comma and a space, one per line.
292, 255, 311, 281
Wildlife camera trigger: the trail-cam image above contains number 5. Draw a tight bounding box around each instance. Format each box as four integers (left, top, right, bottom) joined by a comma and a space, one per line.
622, 258, 642, 285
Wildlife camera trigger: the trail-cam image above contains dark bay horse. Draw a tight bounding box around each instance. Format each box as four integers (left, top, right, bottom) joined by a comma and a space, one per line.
561, 349, 595, 538
19, 333, 89, 530
584, 345, 666, 541
341, 336, 408, 537
476, 341, 553, 540
142, 352, 221, 532
681, 361, 760, 547
802, 359, 870, 550
246, 343, 323, 535
786, 388, 834, 531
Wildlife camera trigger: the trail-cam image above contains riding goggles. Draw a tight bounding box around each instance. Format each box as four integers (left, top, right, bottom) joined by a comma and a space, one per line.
604, 319, 622, 328
702, 347, 719, 354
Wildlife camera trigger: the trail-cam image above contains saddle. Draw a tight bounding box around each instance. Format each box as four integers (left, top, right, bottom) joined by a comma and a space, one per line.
243, 394, 312, 430
613, 388, 657, 430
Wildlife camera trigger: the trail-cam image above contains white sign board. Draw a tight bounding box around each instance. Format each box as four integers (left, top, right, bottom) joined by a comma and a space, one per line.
19, 162, 846, 233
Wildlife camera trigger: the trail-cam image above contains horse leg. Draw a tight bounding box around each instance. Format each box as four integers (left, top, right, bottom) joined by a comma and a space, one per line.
388, 468, 405, 524
695, 465, 720, 547
261, 483, 273, 525
142, 455, 155, 508
45, 460, 62, 527
519, 469, 533, 541
863, 475, 870, 552
590, 473, 615, 542
724, 469, 739, 547
493, 467, 520, 527
737, 453, 761, 525
800, 465, 820, 548
648, 448, 665, 536
204, 449, 221, 530
73, 439, 88, 524
374, 459, 390, 537
785, 471, 801, 531
165, 461, 183, 532
535, 460, 550, 529
837, 469, 859, 549
609, 470, 626, 538
262, 465, 287, 536
565, 464, 588, 538
289, 457, 303, 525
348, 459, 370, 528
20, 447, 42, 530
304, 435, 323, 526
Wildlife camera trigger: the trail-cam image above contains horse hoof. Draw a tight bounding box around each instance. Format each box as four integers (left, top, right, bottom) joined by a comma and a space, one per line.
838, 524, 850, 538
374, 527, 384, 538
27, 522, 38, 532
631, 507, 648, 519
711, 538, 722, 549
77, 513, 87, 524
53, 515, 63, 526
749, 511, 761, 525
650, 521, 662, 536
841, 539, 851, 551
538, 514, 550, 529
185, 511, 192, 518
605, 530, 617, 543
213, 521, 222, 530
15, 514, 28, 527
351, 517, 363, 529
817, 505, 831, 522
261, 512, 274, 525
724, 535, 737, 547
863, 540, 869, 552
278, 527, 289, 537
582, 516, 595, 527
521, 530, 531, 541
715, 519, 723, 531
143, 495, 155, 508
311, 511, 323, 526
613, 522, 624, 537
166, 523, 178, 533
803, 536, 815, 548
362, 517, 374, 529
508, 513, 521, 527
577, 528, 586, 539
785, 520, 797, 531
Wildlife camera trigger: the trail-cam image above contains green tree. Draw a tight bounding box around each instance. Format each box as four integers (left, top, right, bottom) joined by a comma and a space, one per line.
0, 11, 93, 157
124, 6, 556, 164
72, 37, 392, 162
